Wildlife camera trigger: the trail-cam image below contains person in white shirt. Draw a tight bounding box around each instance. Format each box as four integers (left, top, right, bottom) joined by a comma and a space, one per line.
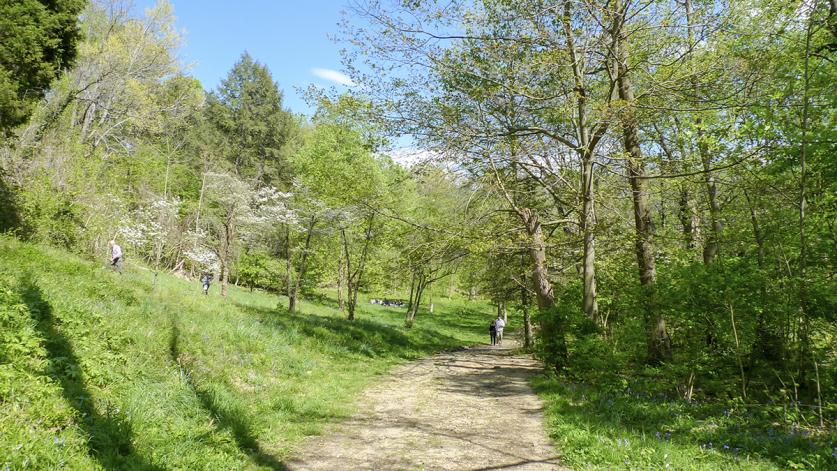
109, 240, 123, 272
495, 316, 506, 344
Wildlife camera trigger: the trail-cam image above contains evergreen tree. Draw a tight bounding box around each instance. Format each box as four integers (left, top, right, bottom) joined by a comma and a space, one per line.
0, 0, 86, 136
207, 52, 296, 186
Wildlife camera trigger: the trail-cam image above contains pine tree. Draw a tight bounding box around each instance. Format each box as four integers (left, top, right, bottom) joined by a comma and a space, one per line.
207, 52, 296, 186
0, 0, 86, 136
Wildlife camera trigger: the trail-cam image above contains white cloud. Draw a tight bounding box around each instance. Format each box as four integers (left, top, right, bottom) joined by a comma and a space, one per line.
311, 68, 356, 87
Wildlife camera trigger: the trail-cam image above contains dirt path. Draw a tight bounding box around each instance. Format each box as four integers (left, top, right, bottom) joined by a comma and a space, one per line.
287, 337, 565, 470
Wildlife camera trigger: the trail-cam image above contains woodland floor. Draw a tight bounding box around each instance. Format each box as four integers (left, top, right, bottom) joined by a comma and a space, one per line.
287, 335, 565, 471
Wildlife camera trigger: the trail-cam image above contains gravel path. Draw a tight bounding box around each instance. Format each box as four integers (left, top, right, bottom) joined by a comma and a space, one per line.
287, 338, 565, 470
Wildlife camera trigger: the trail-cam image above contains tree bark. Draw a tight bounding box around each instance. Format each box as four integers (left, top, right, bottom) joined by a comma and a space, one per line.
521, 283, 533, 350
285, 224, 294, 312
220, 217, 233, 297
343, 216, 375, 321
405, 275, 425, 327
337, 254, 345, 312
580, 153, 599, 321
797, 3, 816, 377
685, 0, 723, 265
521, 207, 566, 367
288, 216, 316, 314
614, 0, 669, 362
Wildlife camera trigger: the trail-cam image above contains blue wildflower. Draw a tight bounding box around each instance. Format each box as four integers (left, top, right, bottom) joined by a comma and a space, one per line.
723, 444, 730, 450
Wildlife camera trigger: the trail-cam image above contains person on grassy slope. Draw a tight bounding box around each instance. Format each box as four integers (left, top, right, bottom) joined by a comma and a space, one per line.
201, 270, 213, 295
495, 315, 505, 345
109, 240, 123, 273
489, 319, 497, 345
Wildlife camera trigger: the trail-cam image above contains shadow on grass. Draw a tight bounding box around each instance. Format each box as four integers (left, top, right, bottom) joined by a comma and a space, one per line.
237, 302, 468, 360
531, 377, 833, 469
168, 314, 288, 471
297, 292, 490, 332
19, 274, 163, 471
0, 173, 22, 233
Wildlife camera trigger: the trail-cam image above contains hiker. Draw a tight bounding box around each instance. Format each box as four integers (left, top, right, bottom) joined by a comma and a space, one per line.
495, 315, 506, 345
200, 271, 213, 295
489, 319, 497, 345
109, 240, 123, 273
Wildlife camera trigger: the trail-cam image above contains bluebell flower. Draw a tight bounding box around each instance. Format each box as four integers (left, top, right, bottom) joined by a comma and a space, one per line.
656, 431, 661, 439
664, 432, 671, 440
723, 444, 730, 450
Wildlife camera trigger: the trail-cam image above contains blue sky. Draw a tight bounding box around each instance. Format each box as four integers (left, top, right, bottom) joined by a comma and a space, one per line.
133, 0, 356, 115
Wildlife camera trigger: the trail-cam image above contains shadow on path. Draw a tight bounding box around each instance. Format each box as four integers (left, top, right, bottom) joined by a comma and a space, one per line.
237, 302, 465, 359
287, 336, 565, 470
20, 274, 162, 470
167, 313, 287, 470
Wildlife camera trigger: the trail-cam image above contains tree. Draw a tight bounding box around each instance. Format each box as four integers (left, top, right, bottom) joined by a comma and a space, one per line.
290, 112, 388, 320
0, 0, 85, 137
207, 52, 296, 185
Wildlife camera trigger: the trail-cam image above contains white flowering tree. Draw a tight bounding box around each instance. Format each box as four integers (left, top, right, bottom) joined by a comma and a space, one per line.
202, 173, 298, 297
117, 197, 181, 275
203, 172, 253, 296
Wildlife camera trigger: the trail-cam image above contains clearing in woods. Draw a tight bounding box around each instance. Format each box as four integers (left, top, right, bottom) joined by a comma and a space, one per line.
288, 337, 565, 470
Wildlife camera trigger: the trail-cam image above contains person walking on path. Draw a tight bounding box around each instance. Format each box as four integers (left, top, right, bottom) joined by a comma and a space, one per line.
495, 315, 506, 345
489, 319, 497, 345
200, 270, 213, 295
109, 240, 123, 273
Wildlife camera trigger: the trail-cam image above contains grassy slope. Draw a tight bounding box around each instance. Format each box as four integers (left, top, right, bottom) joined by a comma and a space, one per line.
0, 238, 488, 470
533, 377, 834, 470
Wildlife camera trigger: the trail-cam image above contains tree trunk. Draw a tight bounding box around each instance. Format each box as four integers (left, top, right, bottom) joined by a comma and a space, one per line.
468, 286, 476, 301
343, 216, 375, 321
685, 0, 723, 265
289, 216, 316, 314
286, 224, 294, 312
580, 153, 599, 321
405, 276, 425, 327
337, 255, 345, 312
614, 0, 669, 362
521, 284, 533, 350
797, 5, 815, 378
745, 188, 781, 363
521, 207, 565, 367
407, 270, 416, 313
220, 220, 232, 298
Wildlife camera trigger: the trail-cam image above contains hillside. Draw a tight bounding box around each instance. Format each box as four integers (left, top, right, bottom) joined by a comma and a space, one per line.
0, 238, 489, 470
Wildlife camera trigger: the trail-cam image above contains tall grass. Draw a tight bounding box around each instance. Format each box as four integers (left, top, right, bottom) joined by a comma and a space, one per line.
532, 375, 835, 470
0, 238, 489, 469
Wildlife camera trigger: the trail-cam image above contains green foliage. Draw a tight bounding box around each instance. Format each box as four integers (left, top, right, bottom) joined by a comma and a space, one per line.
0, 238, 489, 468
0, 0, 85, 136
532, 377, 835, 470
207, 52, 297, 185
237, 250, 285, 292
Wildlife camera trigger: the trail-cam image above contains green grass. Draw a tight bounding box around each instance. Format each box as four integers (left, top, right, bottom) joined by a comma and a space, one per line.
532, 377, 835, 470
0, 238, 490, 470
